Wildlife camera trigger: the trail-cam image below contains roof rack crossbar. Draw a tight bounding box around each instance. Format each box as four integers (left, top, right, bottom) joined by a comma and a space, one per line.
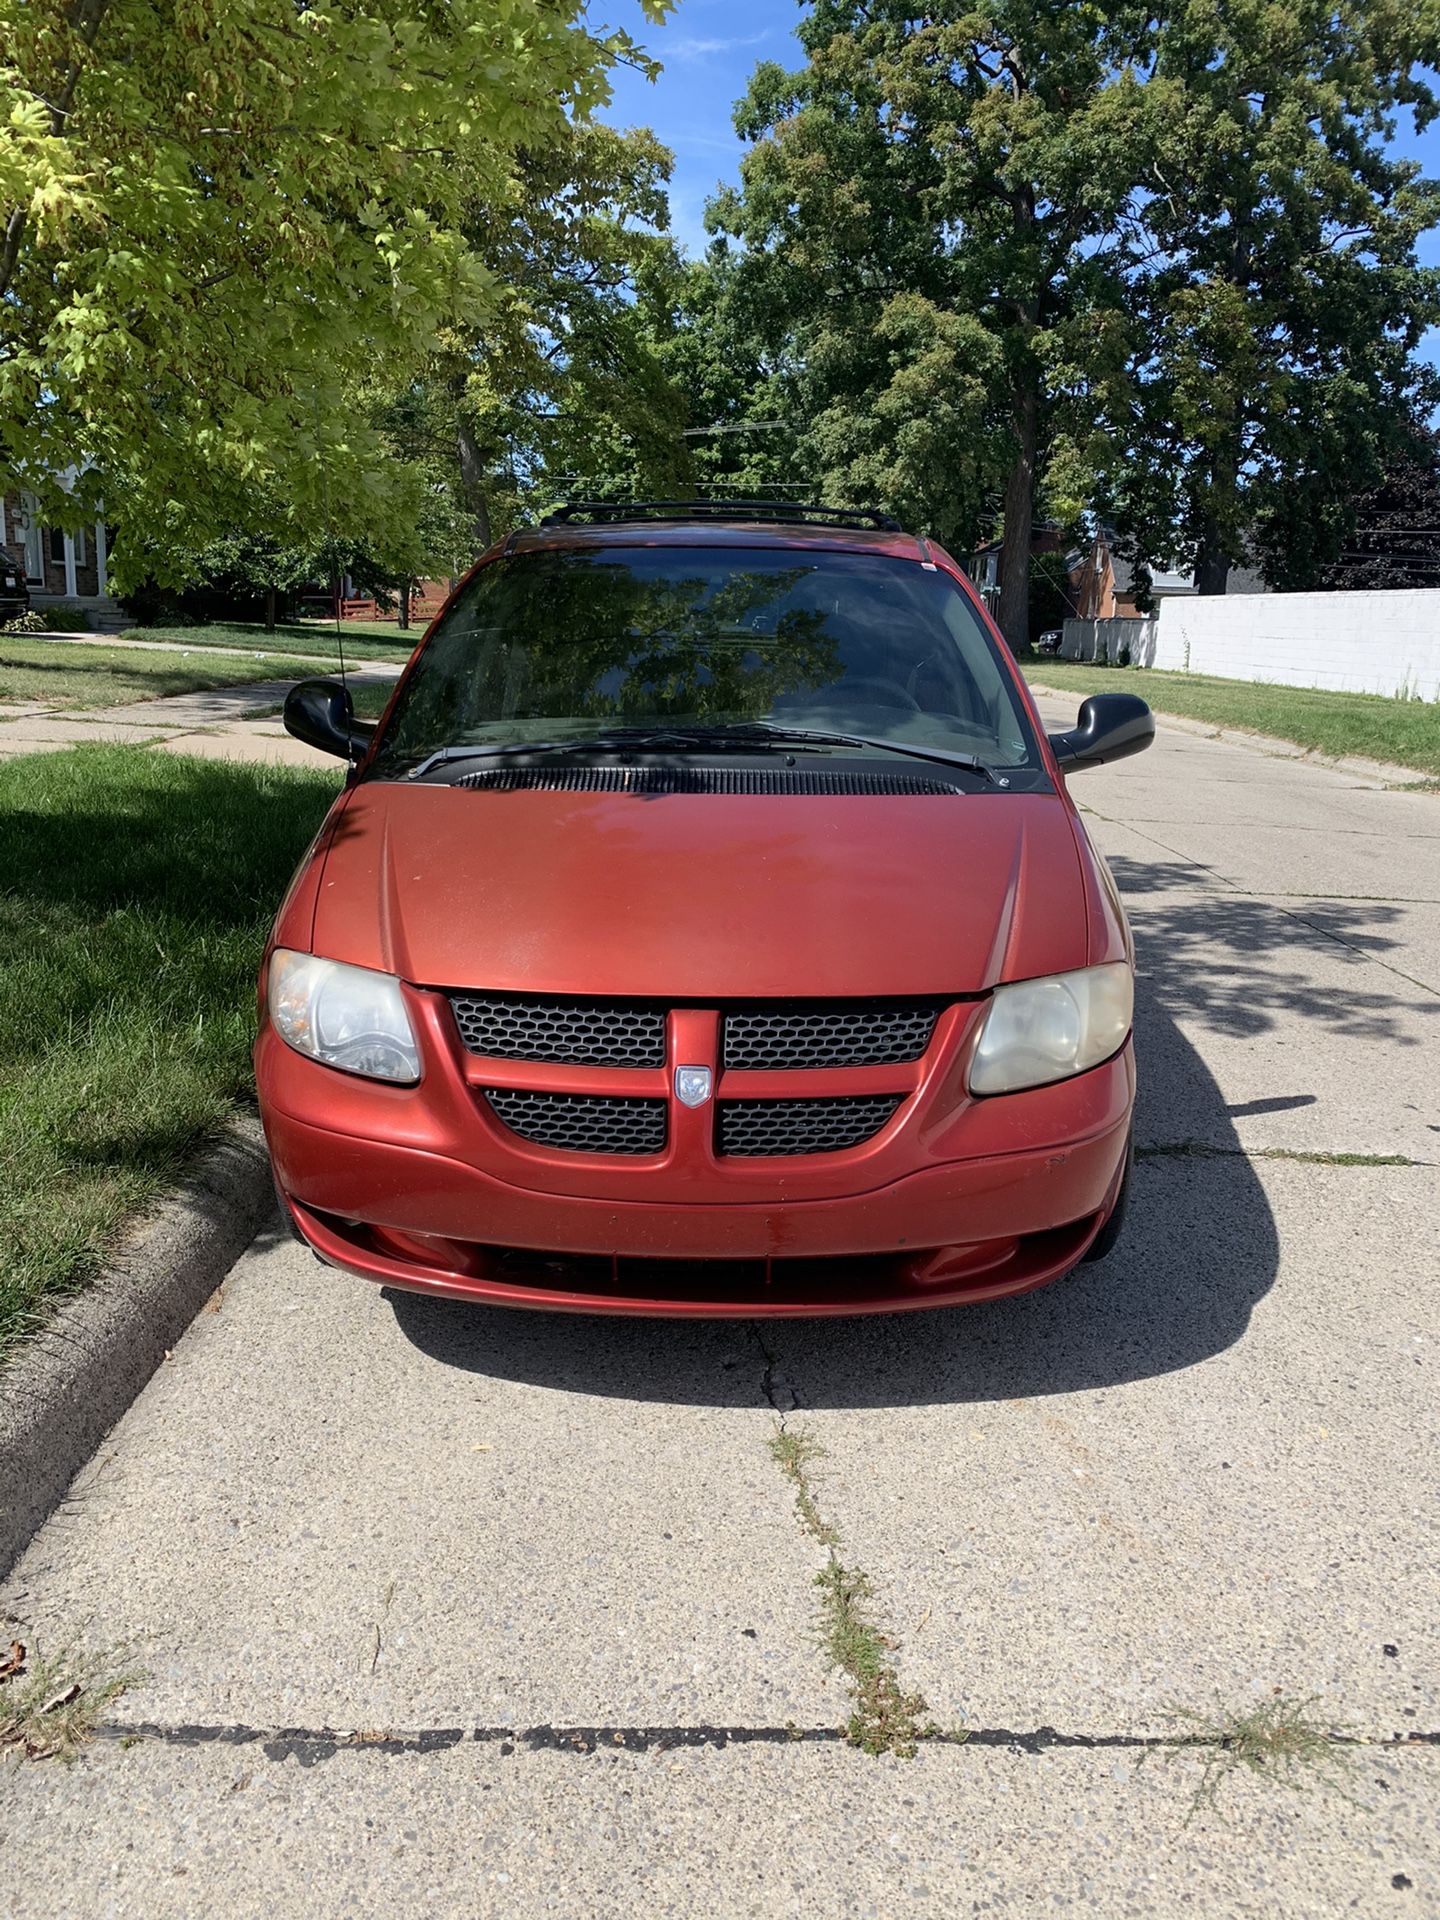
539, 500, 904, 533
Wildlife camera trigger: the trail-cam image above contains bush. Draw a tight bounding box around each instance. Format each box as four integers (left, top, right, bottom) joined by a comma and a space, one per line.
2, 606, 89, 634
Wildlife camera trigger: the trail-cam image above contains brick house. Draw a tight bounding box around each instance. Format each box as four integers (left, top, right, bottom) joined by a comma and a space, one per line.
0, 487, 123, 627
1069, 528, 1269, 616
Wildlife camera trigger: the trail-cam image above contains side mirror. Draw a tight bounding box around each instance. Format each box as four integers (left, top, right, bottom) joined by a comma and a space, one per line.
1047, 692, 1154, 775
282, 678, 376, 761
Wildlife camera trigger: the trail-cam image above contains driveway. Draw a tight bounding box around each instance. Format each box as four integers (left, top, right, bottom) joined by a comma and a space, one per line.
3, 708, 1437, 1915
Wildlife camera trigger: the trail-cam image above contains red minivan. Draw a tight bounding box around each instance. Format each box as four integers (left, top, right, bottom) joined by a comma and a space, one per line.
257, 504, 1152, 1317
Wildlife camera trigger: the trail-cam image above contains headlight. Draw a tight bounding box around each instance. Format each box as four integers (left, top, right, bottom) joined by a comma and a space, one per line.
968, 962, 1132, 1096
268, 949, 420, 1084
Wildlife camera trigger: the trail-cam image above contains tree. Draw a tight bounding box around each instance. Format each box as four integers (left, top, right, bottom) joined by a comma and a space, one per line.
1098, 0, 1440, 595
705, 1, 1162, 647
1309, 424, 1440, 590
0, 0, 667, 577
430, 120, 692, 555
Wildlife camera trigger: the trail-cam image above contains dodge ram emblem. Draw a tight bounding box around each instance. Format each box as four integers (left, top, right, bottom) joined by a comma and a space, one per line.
674, 1065, 713, 1108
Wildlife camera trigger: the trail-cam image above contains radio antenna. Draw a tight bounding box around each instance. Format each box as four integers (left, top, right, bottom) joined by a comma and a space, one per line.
311, 386, 352, 745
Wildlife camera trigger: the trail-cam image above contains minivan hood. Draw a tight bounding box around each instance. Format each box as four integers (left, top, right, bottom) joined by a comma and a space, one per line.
309, 783, 1088, 998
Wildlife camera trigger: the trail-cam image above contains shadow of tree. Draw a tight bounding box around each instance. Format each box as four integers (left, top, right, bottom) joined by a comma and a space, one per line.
1107, 857, 1437, 1050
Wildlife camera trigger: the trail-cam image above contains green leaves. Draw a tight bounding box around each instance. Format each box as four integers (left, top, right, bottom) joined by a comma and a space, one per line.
0, 0, 673, 570
689, 0, 1440, 612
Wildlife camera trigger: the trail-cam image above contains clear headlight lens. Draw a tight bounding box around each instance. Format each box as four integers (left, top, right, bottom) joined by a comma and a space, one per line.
969, 962, 1132, 1096
268, 949, 420, 1084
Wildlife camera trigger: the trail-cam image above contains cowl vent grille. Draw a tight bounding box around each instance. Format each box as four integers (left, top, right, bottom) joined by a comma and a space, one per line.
452, 766, 959, 797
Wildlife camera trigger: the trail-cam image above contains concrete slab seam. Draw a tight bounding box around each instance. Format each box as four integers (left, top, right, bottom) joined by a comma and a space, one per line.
89, 1718, 1440, 1765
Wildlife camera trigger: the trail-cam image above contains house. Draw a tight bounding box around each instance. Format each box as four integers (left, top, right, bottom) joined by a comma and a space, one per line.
966, 525, 1073, 616
1070, 528, 1269, 617
0, 488, 124, 628
969, 524, 1270, 625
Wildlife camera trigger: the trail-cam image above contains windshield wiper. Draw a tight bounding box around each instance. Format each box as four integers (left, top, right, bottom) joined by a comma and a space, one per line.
714, 722, 1001, 781
401, 722, 999, 783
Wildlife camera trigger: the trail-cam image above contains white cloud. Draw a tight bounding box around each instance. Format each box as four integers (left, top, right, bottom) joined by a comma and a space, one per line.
664, 30, 771, 61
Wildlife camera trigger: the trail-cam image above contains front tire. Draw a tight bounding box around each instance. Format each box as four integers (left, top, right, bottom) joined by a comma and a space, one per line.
1082, 1133, 1133, 1264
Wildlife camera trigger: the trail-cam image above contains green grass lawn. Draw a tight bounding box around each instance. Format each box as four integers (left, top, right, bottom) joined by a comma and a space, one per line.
346, 680, 399, 720
0, 745, 341, 1356
0, 637, 370, 711
1026, 660, 1440, 777
122, 619, 416, 663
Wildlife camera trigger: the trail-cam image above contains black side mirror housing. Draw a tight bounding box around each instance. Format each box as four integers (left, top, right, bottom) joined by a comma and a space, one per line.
1047, 692, 1154, 775
282, 678, 377, 762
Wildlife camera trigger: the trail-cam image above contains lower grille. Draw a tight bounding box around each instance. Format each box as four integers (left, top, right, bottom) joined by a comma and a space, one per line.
717, 1096, 901, 1157
484, 1089, 667, 1155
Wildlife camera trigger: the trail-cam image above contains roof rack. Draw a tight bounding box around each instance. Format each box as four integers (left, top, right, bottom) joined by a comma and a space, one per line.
539, 500, 904, 534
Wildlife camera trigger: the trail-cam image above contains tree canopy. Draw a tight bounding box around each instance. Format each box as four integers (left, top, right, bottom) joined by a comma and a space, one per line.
0, 0, 668, 579
687, 0, 1440, 639
1097, 0, 1440, 596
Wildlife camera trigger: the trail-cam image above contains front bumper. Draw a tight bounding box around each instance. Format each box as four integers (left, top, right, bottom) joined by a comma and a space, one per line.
258, 1004, 1134, 1315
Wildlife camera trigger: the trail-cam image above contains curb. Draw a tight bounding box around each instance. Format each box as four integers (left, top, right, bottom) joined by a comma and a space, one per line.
1026, 682, 1428, 789
0, 1116, 275, 1579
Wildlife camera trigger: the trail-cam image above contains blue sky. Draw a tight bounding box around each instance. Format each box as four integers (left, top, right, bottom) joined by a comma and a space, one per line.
597, 1, 1440, 316
599, 0, 807, 255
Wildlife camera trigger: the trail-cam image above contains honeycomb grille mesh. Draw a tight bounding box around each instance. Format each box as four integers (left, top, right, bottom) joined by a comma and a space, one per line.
484, 1089, 667, 1155
722, 1003, 938, 1070
451, 995, 665, 1067
717, 1096, 901, 1157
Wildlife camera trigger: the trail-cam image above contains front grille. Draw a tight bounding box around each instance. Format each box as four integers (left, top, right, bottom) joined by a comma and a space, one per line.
723, 1003, 939, 1070
717, 1096, 901, 1157
451, 994, 665, 1067
484, 1089, 667, 1155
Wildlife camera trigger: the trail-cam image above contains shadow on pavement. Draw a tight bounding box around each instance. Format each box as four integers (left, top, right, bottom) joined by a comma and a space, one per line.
388, 979, 1280, 1410
1109, 856, 1437, 1054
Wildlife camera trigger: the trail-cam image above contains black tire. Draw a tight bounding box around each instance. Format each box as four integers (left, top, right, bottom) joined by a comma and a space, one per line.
1082, 1133, 1133, 1264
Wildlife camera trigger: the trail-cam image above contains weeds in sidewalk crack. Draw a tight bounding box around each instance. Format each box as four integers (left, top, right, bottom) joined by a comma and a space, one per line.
1138, 1141, 1420, 1168
0, 1641, 139, 1764
766, 1423, 928, 1758
1143, 1693, 1366, 1821
769, 1426, 839, 1550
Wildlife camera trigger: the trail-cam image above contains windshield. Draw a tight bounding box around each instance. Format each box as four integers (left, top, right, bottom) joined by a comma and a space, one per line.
370, 545, 1042, 777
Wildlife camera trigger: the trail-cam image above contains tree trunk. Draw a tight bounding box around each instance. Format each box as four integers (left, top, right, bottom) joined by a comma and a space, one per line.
264, 585, 276, 632
398, 580, 411, 631
1194, 511, 1232, 595
996, 383, 1039, 653
457, 417, 493, 557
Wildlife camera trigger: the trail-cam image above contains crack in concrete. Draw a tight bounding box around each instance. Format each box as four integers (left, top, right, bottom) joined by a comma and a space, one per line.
747, 1320, 800, 1418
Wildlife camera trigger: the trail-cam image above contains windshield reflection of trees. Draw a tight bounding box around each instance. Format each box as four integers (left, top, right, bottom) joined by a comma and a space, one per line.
385, 557, 844, 757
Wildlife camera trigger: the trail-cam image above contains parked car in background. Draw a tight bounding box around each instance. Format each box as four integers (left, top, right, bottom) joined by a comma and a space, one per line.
1035, 627, 1064, 654
0, 558, 30, 623
258, 502, 1153, 1318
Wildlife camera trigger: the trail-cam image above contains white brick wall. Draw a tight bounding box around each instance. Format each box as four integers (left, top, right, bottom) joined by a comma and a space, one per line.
1152, 591, 1440, 700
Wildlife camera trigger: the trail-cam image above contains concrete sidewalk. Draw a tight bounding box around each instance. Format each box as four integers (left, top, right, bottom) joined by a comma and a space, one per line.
0, 666, 401, 765
2, 712, 1437, 1915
